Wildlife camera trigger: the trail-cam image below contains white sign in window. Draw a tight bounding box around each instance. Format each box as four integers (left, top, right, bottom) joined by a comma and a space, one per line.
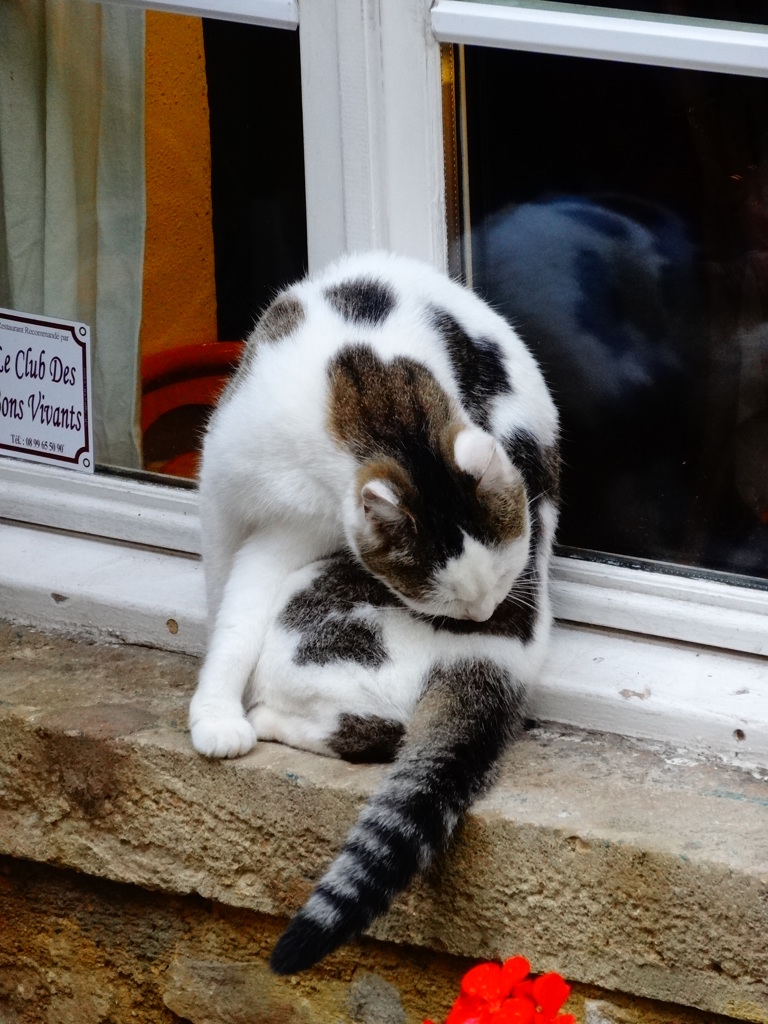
0, 308, 94, 473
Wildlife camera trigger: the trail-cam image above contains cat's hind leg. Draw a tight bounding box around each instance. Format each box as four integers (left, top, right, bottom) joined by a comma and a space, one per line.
248, 705, 405, 763
247, 705, 337, 758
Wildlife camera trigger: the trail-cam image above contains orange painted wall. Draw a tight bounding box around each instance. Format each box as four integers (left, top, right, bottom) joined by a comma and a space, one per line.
140, 10, 218, 358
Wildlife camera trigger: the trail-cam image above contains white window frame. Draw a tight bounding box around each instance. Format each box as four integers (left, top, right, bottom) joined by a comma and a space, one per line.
1, 0, 767, 768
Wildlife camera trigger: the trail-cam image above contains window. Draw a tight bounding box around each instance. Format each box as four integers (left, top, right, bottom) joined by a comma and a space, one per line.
1, 0, 766, 767
453, 48, 768, 583
436, 1, 768, 765
0, 2, 306, 480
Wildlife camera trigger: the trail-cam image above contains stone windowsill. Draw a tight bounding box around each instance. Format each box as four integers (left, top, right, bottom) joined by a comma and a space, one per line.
0, 622, 766, 1022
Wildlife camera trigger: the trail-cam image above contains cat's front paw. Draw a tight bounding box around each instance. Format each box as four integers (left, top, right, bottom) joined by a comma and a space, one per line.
190, 711, 256, 758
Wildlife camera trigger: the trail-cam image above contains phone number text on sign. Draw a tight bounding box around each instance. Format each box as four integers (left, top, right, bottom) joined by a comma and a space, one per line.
0, 308, 94, 473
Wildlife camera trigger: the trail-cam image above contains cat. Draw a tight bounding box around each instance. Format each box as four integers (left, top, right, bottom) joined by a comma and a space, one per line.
188, 250, 560, 972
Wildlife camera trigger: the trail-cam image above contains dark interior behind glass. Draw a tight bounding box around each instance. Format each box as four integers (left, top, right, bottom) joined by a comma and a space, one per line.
458, 45, 768, 581
203, 21, 307, 342
142, 21, 307, 479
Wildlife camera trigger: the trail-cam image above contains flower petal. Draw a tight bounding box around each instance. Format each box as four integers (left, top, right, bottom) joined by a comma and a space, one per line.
532, 974, 571, 1015
461, 962, 507, 1002
447, 994, 489, 1024
496, 996, 536, 1024
511, 980, 535, 1001
501, 957, 531, 988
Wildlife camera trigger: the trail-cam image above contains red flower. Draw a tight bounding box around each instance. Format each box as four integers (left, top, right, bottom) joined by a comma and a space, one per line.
495, 997, 536, 1024
532, 974, 572, 1017
425, 957, 574, 1024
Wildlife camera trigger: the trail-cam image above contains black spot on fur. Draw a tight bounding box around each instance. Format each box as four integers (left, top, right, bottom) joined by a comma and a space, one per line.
328, 714, 405, 763
429, 306, 512, 430
295, 618, 386, 668
502, 430, 561, 503
325, 278, 396, 325
502, 430, 560, 557
279, 554, 396, 668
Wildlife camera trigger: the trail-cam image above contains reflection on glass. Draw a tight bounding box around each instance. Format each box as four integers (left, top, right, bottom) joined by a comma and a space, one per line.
546, 1, 767, 25
0, 5, 306, 480
456, 46, 768, 580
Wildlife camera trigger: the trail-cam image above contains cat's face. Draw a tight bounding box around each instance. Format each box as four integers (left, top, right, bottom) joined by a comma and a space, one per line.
347, 427, 531, 621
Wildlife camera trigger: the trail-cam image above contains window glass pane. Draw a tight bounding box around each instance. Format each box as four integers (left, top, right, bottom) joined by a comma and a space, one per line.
0, 4, 306, 482
454, 45, 768, 581
141, 15, 306, 480
532, 0, 768, 25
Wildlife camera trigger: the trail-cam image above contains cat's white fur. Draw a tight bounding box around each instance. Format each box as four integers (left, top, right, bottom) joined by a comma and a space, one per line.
248, 503, 557, 761
190, 251, 558, 759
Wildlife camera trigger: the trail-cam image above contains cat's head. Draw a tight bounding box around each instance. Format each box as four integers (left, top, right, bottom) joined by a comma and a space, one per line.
347, 426, 531, 621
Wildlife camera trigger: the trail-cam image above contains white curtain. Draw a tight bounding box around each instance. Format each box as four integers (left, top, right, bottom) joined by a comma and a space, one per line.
0, 0, 145, 468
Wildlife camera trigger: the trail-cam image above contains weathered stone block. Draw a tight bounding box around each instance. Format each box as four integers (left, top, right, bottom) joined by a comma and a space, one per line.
0, 623, 766, 1023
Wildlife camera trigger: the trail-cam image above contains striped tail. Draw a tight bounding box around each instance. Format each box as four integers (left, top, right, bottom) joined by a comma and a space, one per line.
269, 658, 523, 974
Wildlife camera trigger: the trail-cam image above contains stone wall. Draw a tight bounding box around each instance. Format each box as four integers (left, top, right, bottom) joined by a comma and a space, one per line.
0, 855, 751, 1024
1, 623, 766, 1024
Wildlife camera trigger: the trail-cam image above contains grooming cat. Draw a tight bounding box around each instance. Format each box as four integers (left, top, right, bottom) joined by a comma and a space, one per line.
188, 251, 560, 972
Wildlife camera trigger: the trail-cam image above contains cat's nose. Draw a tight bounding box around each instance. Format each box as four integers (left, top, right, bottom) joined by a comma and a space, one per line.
466, 600, 494, 622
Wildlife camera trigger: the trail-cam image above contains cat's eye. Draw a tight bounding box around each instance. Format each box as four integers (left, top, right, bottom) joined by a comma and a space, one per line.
444, 36, 768, 586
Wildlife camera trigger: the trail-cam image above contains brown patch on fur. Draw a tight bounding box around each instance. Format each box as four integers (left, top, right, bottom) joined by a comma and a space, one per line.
540, 443, 562, 501
477, 475, 529, 542
327, 713, 405, 763
354, 459, 432, 602
328, 345, 533, 599
405, 658, 520, 752
328, 347, 466, 599
356, 457, 414, 498
327, 346, 456, 459
256, 294, 305, 342
356, 533, 432, 604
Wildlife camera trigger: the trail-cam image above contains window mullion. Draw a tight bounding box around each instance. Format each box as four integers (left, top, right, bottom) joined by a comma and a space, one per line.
300, 0, 447, 271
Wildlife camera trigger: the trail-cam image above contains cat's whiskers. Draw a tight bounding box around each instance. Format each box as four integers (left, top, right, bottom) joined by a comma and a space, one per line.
501, 569, 541, 614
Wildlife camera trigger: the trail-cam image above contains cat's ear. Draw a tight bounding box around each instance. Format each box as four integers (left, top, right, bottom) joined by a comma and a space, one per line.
454, 428, 518, 494
361, 479, 405, 525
